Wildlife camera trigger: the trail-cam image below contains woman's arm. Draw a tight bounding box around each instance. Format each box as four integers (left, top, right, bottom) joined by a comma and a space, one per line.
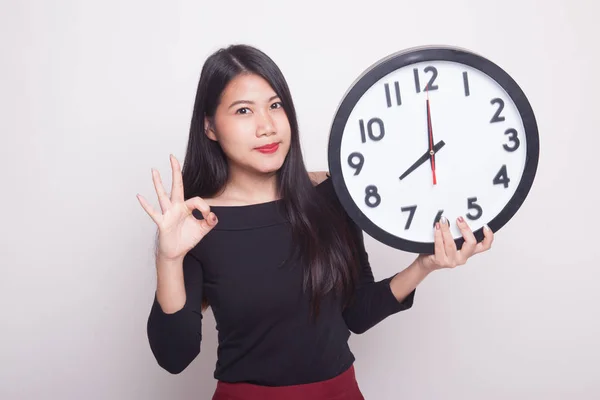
155, 255, 187, 313
147, 251, 204, 374
388, 257, 432, 302
341, 225, 417, 334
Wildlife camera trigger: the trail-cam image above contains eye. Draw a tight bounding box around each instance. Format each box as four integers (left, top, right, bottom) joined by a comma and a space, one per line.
235, 107, 251, 115
271, 101, 283, 109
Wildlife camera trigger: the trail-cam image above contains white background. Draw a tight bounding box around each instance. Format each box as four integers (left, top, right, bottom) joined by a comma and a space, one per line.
1, 1, 598, 399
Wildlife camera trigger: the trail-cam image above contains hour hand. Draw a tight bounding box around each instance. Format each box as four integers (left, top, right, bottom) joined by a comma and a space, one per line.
399, 140, 446, 181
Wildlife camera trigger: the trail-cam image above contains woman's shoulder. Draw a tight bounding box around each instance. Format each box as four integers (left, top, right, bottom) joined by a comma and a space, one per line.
310, 171, 338, 200
310, 171, 360, 235
310, 170, 345, 208
308, 171, 330, 186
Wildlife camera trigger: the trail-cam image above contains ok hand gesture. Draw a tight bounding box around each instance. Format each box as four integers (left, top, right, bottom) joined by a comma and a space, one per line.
137, 155, 218, 261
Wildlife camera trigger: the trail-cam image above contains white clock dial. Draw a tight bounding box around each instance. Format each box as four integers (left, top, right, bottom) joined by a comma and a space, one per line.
329, 47, 539, 253
339, 60, 527, 242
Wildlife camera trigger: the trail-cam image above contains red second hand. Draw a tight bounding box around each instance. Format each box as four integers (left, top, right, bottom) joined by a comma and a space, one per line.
426, 87, 437, 185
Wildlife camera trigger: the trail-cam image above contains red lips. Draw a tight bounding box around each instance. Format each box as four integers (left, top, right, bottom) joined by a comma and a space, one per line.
256, 143, 279, 153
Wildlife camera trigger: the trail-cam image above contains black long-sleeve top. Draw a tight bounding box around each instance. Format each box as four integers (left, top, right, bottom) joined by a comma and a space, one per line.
146, 177, 416, 385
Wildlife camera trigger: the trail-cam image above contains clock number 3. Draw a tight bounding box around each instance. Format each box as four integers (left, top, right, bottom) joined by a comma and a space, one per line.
365, 185, 381, 208
503, 128, 520, 152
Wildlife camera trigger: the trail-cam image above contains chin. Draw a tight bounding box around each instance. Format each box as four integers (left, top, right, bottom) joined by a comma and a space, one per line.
255, 158, 285, 174
251, 146, 288, 173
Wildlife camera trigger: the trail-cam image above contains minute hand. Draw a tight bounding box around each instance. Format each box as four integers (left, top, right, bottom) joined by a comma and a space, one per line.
399, 140, 446, 181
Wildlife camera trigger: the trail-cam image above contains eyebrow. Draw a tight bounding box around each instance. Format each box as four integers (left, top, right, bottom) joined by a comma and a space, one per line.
228, 95, 280, 109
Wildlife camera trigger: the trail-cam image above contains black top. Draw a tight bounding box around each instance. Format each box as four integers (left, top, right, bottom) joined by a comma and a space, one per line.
146, 177, 416, 385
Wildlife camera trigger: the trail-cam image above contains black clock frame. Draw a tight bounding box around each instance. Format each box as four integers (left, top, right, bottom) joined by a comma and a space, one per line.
327, 45, 540, 254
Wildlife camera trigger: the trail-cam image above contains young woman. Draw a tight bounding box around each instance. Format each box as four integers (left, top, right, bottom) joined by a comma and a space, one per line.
137, 44, 494, 400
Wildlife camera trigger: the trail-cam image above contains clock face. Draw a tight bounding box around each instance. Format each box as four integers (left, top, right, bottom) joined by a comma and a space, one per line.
328, 46, 539, 253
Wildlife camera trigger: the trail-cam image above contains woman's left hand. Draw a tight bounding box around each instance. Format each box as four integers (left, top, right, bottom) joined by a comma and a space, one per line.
417, 215, 494, 272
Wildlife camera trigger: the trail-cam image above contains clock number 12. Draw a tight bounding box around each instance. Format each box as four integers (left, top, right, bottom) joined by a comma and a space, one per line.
414, 66, 439, 93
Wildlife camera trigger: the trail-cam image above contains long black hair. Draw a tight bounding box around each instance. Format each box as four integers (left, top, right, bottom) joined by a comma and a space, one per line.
181, 44, 360, 318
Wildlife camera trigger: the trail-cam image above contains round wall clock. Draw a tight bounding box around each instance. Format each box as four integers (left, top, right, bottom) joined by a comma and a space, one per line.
327, 45, 539, 254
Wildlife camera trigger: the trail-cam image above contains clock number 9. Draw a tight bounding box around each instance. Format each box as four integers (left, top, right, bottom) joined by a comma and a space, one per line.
347, 152, 364, 176
365, 185, 381, 208
359, 118, 385, 143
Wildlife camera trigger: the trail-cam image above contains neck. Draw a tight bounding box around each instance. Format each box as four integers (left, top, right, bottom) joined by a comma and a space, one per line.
224, 166, 280, 205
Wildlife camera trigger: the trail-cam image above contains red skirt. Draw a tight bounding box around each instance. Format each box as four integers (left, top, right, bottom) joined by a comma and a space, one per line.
211, 364, 365, 400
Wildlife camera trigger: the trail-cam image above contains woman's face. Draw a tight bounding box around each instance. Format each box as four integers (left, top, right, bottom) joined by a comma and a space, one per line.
205, 73, 292, 176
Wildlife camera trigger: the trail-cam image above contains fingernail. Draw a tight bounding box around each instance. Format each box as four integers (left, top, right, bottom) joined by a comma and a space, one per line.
484, 224, 490, 231
435, 222, 440, 230
457, 216, 464, 223
440, 216, 448, 225
211, 213, 218, 224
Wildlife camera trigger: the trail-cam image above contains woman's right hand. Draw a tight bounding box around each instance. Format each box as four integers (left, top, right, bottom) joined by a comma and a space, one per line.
137, 154, 218, 261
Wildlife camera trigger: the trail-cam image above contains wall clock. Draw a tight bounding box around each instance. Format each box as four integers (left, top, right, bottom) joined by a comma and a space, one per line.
327, 45, 539, 254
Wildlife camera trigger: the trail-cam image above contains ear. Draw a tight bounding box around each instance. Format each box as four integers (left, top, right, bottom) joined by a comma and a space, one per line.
204, 117, 218, 141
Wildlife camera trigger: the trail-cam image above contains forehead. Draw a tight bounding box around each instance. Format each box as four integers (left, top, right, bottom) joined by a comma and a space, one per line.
221, 73, 277, 101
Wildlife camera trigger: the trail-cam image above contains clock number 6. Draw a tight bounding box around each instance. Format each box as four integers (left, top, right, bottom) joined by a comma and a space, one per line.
365, 185, 381, 208
467, 197, 483, 220
433, 210, 444, 227
347, 152, 364, 175
359, 118, 385, 143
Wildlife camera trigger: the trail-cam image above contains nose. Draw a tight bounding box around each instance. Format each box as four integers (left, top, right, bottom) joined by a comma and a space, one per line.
255, 110, 276, 137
